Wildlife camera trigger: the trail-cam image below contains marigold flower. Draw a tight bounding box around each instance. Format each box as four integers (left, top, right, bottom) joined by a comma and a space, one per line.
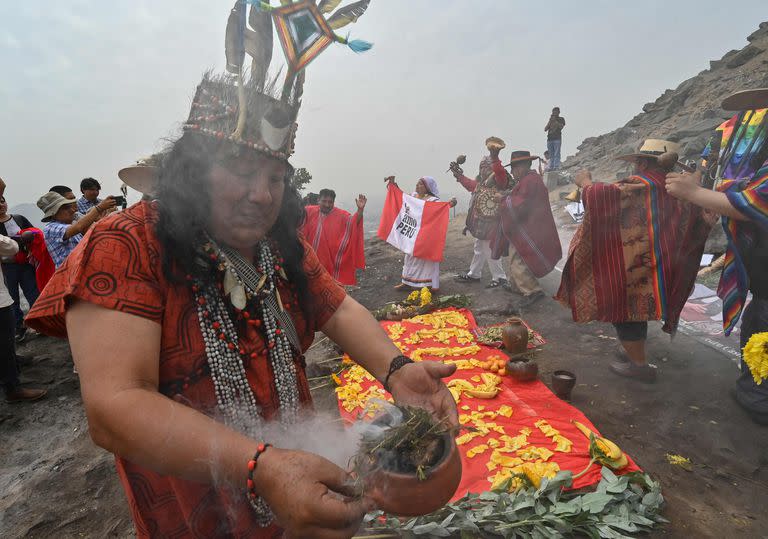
419, 287, 432, 307
743, 331, 768, 385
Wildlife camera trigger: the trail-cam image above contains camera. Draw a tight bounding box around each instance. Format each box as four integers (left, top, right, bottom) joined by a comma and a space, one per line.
111, 195, 127, 209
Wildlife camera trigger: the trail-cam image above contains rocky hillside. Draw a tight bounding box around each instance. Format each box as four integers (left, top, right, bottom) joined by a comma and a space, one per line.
562, 21, 768, 179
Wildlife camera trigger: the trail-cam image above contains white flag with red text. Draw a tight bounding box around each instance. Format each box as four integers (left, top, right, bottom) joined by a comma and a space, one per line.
377, 183, 451, 262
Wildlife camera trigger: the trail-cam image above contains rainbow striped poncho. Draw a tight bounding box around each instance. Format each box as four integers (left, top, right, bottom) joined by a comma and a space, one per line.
718, 165, 768, 335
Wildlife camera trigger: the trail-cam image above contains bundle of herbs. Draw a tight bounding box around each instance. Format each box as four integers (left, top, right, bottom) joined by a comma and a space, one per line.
352, 405, 457, 482
362, 467, 666, 538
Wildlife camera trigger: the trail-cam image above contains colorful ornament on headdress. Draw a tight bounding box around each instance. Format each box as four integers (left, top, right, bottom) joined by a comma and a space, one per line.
183, 0, 373, 160
262, 0, 374, 72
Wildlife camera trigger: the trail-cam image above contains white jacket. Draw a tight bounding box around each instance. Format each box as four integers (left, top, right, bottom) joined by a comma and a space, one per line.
0, 235, 20, 309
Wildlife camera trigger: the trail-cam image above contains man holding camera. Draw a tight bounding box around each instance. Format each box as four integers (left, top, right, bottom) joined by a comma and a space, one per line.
37, 191, 116, 267
77, 177, 103, 214
545, 107, 566, 170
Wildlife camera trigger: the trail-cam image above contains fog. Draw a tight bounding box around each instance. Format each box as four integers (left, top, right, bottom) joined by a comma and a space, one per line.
1, 1, 765, 221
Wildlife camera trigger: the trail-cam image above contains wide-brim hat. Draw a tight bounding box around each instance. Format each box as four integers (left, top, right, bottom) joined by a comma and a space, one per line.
118, 157, 160, 195
615, 139, 682, 163
721, 88, 768, 111
37, 191, 76, 222
505, 150, 539, 167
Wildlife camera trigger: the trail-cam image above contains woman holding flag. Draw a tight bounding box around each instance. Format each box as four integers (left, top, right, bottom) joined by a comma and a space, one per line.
380, 176, 456, 292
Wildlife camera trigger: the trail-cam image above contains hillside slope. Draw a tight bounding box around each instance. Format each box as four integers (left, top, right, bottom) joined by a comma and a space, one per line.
562, 21, 768, 179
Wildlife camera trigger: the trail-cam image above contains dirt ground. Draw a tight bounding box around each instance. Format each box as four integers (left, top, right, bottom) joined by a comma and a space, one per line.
2, 206, 768, 538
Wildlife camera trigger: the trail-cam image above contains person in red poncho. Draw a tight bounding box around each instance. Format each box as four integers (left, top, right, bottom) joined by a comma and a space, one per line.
301, 188, 366, 286
556, 139, 714, 383
491, 151, 562, 309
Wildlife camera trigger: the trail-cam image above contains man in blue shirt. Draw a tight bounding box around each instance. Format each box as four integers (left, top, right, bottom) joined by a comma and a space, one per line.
37, 191, 115, 267
77, 177, 102, 214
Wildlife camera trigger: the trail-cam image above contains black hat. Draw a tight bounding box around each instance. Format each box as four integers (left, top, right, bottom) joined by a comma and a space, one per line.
505, 151, 539, 167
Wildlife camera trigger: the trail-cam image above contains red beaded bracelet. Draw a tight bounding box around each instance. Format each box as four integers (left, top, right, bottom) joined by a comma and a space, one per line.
246, 443, 271, 500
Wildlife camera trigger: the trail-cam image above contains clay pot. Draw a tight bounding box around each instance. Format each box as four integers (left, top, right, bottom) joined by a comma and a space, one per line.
506, 359, 539, 382
502, 318, 529, 354
367, 433, 462, 516
551, 370, 576, 401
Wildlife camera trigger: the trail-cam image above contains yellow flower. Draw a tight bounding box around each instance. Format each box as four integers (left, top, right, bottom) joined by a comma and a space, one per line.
534, 419, 572, 453
665, 453, 693, 471
552, 435, 573, 453
519, 461, 560, 489
517, 446, 554, 462
411, 345, 481, 362
407, 290, 420, 302
386, 323, 406, 340
467, 444, 489, 458
419, 286, 432, 307
497, 405, 514, 418
743, 332, 768, 385
409, 311, 469, 328
488, 461, 559, 491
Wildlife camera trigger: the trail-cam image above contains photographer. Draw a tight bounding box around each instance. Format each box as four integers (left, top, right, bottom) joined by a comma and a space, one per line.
36, 191, 117, 267
77, 177, 104, 214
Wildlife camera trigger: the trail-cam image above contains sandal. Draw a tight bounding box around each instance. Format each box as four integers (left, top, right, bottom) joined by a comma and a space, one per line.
502, 282, 521, 294
455, 273, 480, 282
486, 278, 508, 289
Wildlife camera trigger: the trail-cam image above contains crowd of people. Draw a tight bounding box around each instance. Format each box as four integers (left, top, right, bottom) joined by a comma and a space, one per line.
0, 178, 120, 402
301, 95, 767, 423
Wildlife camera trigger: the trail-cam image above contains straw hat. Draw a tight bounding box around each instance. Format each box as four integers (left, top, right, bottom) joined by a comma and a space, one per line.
615, 139, 682, 163
37, 192, 76, 222
505, 150, 540, 167
118, 157, 158, 195
721, 88, 768, 111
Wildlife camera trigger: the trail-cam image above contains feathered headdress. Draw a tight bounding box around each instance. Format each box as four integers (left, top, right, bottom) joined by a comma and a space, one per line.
182, 0, 374, 161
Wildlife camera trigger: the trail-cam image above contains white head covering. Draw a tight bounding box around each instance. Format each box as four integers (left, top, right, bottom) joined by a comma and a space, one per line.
419, 176, 439, 197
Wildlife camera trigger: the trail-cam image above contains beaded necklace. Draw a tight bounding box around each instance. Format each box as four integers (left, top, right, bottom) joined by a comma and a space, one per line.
189, 239, 300, 525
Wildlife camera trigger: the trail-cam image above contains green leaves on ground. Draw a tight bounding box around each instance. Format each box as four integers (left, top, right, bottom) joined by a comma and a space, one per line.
363, 468, 666, 538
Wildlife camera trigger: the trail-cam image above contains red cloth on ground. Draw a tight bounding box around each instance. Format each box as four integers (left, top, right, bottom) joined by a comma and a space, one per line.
336, 309, 639, 495
555, 170, 713, 333
26, 202, 348, 539
15, 228, 55, 292
301, 205, 365, 285
491, 168, 562, 277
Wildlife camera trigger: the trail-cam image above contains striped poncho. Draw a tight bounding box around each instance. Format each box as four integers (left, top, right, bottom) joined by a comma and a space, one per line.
556, 169, 713, 334
718, 165, 768, 334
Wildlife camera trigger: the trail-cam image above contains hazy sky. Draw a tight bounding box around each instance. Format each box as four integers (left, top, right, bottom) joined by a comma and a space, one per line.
1, 1, 766, 216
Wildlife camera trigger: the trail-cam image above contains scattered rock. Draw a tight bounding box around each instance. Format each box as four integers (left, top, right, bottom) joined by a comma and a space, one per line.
561, 21, 768, 181
726, 45, 764, 69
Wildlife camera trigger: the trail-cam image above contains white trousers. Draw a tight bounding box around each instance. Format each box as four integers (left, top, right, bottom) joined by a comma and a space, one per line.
467, 239, 507, 281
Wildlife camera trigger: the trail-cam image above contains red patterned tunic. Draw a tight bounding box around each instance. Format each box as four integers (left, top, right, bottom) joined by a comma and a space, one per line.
26, 201, 347, 538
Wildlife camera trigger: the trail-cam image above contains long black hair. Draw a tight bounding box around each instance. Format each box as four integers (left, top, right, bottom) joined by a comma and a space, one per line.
155, 132, 309, 308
